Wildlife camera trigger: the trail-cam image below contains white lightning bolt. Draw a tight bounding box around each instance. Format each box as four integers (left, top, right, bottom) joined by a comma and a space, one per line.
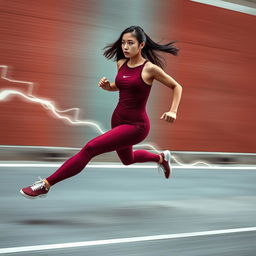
0, 65, 214, 167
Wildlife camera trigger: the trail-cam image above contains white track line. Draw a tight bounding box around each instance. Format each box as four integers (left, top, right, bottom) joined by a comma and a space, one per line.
0, 227, 256, 254
0, 163, 255, 170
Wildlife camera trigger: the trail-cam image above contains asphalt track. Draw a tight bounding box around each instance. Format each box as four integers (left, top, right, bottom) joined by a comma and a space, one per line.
0, 162, 256, 255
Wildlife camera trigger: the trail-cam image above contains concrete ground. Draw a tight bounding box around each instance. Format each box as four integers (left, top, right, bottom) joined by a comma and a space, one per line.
0, 162, 256, 255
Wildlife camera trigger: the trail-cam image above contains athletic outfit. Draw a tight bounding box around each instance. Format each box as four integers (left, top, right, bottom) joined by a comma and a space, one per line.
20, 59, 172, 199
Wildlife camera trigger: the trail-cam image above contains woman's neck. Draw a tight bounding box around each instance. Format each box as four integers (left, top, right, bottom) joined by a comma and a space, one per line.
127, 55, 145, 66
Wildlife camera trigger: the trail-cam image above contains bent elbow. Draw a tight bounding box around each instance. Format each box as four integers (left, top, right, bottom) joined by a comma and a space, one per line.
173, 83, 182, 91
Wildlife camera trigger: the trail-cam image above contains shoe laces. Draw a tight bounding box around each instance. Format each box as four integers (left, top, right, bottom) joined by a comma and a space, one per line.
31, 176, 47, 191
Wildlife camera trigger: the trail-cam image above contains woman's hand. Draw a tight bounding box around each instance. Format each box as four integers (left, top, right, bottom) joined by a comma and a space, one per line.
98, 77, 111, 91
160, 111, 176, 123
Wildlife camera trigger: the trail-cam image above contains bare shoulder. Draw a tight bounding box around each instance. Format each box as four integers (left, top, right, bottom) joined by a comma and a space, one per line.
116, 59, 127, 70
148, 62, 168, 80
144, 61, 163, 78
144, 60, 155, 72
148, 62, 163, 73
141, 61, 156, 86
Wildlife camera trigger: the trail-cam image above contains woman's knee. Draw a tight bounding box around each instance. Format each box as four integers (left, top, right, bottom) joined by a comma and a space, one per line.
121, 159, 134, 165
116, 147, 134, 165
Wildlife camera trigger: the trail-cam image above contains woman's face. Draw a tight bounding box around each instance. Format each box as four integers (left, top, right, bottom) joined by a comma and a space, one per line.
121, 32, 144, 58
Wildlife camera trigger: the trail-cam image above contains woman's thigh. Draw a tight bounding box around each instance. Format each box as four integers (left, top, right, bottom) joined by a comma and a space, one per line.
82, 124, 148, 157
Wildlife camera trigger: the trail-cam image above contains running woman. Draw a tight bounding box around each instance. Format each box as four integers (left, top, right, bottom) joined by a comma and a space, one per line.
20, 25, 183, 199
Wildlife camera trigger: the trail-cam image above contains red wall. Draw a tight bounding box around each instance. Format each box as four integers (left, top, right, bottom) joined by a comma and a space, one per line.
153, 0, 256, 152
0, 0, 94, 147
0, 0, 255, 153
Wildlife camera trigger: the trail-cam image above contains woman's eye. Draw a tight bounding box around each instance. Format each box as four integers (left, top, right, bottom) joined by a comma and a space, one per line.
122, 42, 133, 45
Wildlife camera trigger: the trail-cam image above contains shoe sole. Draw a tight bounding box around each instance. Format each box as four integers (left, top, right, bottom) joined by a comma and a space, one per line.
163, 150, 172, 178
19, 189, 47, 199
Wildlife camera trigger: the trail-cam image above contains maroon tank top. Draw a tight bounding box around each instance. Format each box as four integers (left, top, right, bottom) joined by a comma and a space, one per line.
112, 59, 152, 125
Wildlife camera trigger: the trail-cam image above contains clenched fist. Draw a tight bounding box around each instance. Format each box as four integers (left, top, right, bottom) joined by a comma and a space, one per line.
98, 77, 111, 91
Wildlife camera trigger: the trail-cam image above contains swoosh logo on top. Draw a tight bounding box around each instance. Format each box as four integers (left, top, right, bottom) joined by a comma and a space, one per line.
123, 75, 131, 78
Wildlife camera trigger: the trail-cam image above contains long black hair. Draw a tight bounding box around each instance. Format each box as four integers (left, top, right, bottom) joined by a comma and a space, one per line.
103, 25, 179, 68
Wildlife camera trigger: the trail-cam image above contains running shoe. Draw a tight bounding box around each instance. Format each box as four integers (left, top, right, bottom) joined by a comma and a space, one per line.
20, 176, 50, 199
157, 150, 172, 179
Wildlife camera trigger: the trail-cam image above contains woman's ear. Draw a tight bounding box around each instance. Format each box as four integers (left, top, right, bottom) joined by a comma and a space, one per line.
140, 41, 145, 49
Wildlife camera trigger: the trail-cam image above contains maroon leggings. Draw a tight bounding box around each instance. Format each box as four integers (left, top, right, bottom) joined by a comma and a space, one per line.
46, 124, 161, 186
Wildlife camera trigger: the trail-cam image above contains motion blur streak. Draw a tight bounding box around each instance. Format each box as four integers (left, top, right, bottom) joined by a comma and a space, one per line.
0, 64, 213, 167
0, 64, 161, 153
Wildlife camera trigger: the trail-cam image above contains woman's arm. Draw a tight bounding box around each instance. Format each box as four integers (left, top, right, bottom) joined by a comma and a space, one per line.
104, 60, 124, 92
108, 59, 127, 92
151, 64, 183, 122
109, 82, 119, 91
98, 78, 119, 91
99, 60, 125, 92
152, 64, 183, 113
